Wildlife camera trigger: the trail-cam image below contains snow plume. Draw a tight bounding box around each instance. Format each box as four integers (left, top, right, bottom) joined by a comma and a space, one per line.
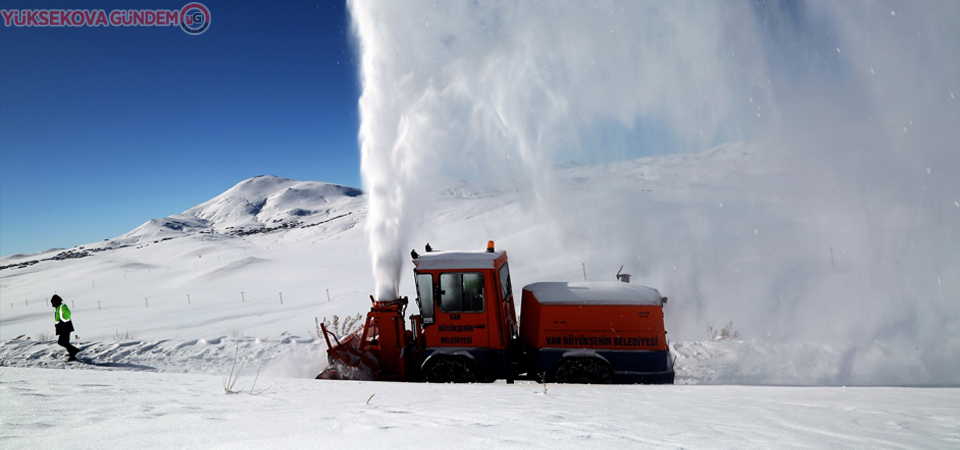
349, 1, 960, 383
349, 0, 773, 299
732, 1, 960, 385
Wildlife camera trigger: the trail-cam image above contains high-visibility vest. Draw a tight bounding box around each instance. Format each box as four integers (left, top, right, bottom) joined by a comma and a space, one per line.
55, 304, 72, 324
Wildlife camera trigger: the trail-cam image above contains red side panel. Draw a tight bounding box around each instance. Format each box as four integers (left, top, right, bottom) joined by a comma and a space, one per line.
519, 288, 668, 352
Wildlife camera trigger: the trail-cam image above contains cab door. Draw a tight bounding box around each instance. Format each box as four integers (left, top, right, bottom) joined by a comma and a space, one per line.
426, 271, 490, 348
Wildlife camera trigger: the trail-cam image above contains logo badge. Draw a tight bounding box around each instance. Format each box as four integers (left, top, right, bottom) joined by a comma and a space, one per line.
179, 2, 210, 35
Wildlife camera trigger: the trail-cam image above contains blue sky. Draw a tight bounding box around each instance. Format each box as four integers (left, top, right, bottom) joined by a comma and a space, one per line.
1, 1, 360, 256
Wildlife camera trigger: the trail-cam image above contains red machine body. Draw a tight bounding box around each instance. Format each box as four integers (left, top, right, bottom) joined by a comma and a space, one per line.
319, 242, 674, 384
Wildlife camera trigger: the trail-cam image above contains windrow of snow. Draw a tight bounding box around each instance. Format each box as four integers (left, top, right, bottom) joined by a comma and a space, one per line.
1, 337, 954, 388
0, 337, 328, 379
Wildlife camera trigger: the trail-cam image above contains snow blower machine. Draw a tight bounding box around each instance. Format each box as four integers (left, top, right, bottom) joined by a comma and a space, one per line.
318, 241, 674, 384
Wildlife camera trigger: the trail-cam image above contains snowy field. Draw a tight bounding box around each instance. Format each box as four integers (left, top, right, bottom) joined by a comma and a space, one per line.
3, 367, 958, 450
2, 144, 958, 448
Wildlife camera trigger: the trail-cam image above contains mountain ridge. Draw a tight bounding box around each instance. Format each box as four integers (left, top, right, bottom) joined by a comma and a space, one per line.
0, 175, 366, 263
111, 176, 365, 247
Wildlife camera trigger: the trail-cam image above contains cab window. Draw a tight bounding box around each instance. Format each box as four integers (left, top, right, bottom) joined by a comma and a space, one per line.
498, 263, 512, 302
439, 272, 484, 313
415, 273, 436, 324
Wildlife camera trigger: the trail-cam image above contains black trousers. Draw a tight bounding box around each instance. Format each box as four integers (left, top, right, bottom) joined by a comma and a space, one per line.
57, 332, 79, 357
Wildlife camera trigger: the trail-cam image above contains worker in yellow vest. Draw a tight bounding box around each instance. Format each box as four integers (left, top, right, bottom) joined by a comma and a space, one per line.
51, 294, 80, 361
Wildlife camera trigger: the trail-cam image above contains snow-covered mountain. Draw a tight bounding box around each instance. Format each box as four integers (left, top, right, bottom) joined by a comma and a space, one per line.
113, 175, 364, 246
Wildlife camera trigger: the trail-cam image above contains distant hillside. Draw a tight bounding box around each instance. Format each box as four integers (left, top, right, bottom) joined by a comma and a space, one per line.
112, 176, 364, 246
0, 176, 365, 267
